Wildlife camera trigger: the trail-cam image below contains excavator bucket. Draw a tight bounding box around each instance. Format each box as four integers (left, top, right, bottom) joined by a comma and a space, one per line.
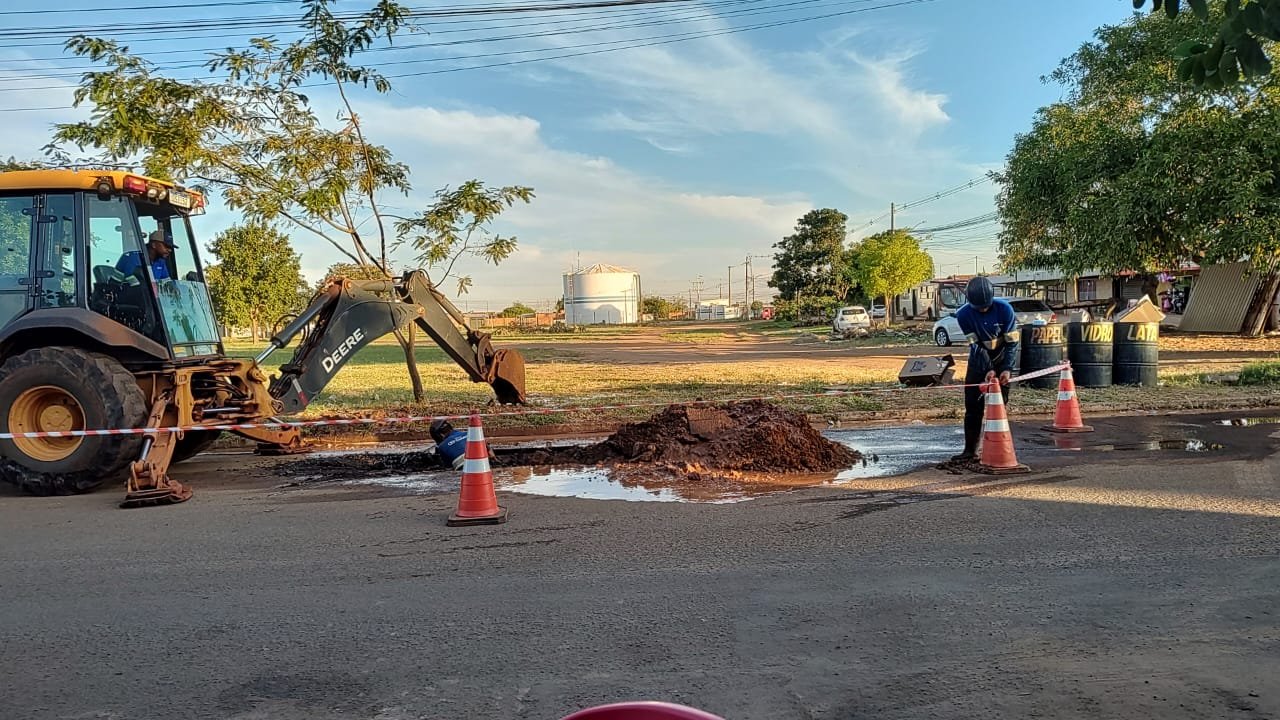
489, 348, 527, 405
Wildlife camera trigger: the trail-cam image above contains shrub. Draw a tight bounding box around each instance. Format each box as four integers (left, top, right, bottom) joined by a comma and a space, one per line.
1239, 361, 1280, 385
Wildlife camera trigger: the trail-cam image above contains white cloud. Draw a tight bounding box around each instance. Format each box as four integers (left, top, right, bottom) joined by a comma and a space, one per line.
330, 102, 811, 304
851, 51, 950, 131
526, 18, 963, 205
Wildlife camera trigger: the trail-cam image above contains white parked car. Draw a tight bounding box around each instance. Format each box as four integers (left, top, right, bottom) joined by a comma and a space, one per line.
870, 301, 886, 319
932, 297, 1058, 346
833, 305, 872, 333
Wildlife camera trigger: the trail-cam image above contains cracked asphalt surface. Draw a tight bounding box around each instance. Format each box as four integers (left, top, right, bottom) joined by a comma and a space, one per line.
2, 413, 1279, 720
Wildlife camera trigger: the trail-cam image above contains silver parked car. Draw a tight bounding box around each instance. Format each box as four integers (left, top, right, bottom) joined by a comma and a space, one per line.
932, 297, 1057, 346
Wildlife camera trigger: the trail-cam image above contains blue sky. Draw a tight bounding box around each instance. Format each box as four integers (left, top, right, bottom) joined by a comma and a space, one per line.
0, 0, 1136, 311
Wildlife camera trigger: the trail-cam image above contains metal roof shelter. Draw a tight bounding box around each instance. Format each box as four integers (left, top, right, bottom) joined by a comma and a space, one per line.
1178, 262, 1264, 333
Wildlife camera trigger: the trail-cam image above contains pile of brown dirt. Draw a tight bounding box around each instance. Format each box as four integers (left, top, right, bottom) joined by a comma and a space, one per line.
279, 400, 861, 480
498, 400, 861, 473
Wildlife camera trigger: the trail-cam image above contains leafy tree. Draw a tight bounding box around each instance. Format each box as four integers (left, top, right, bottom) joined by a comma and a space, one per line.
0, 157, 41, 171
315, 261, 394, 292
499, 302, 536, 318
54, 0, 411, 271
392, 180, 533, 296
205, 224, 309, 342
772, 296, 841, 324
642, 296, 680, 319
51, 0, 534, 402
750, 300, 764, 319
996, 7, 1280, 333
769, 209, 859, 303
1133, 0, 1277, 85
851, 230, 933, 324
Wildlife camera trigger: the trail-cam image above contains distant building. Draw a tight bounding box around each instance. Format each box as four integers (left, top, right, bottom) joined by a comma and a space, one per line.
696, 298, 742, 321
562, 263, 641, 325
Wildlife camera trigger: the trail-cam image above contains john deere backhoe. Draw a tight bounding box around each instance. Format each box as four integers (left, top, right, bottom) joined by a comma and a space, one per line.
0, 169, 526, 507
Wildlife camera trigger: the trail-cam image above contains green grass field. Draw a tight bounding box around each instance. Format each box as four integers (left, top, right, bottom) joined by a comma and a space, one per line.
222, 327, 1280, 436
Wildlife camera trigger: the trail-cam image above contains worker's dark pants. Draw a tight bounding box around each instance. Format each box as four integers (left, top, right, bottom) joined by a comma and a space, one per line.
963, 362, 1010, 456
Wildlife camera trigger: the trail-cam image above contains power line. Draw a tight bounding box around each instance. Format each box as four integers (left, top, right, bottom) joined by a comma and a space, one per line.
339, 0, 940, 80
0, 0, 708, 41
914, 211, 998, 234
0, 0, 872, 85
847, 173, 991, 234
0, 0, 294, 15
0, 0, 765, 61
896, 174, 990, 210
0, 0, 939, 109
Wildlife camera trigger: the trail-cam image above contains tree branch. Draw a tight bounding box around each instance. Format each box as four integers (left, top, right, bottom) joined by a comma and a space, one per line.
334, 74, 392, 274
277, 210, 362, 264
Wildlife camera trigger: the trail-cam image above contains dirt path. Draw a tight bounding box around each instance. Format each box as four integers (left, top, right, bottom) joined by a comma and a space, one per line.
522, 324, 1278, 374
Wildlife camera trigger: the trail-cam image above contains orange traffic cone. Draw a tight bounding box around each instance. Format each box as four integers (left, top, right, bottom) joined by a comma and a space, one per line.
447, 413, 509, 526
978, 381, 1030, 475
1043, 365, 1093, 433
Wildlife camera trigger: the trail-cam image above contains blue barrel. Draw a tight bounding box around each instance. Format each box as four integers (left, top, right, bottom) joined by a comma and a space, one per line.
1020, 323, 1065, 389
1067, 321, 1113, 387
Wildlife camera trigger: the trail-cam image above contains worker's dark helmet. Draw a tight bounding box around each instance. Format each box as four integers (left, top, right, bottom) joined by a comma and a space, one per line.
966, 276, 995, 310
429, 419, 454, 443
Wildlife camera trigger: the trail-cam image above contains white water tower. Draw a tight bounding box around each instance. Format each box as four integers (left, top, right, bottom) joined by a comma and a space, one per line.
562, 263, 641, 325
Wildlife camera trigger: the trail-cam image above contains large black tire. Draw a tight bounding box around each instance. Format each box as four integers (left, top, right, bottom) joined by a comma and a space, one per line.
171, 430, 222, 464
0, 348, 147, 496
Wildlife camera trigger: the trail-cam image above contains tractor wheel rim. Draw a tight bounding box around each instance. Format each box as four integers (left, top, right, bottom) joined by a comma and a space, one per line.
10, 385, 85, 462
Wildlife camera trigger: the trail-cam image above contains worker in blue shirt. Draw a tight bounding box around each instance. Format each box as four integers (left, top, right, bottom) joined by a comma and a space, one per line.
430, 419, 471, 470
952, 276, 1020, 461
116, 230, 175, 280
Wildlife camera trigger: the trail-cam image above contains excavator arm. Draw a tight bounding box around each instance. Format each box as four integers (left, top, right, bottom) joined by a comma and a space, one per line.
260, 270, 527, 414
120, 270, 525, 508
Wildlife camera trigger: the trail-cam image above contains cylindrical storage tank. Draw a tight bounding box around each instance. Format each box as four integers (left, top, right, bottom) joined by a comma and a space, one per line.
1067, 321, 1114, 387
1114, 321, 1159, 386
1020, 322, 1066, 389
562, 263, 641, 325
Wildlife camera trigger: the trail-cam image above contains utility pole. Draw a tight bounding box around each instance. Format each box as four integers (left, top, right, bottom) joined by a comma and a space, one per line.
972, 255, 980, 275
727, 265, 732, 310
744, 259, 750, 318
889, 202, 895, 232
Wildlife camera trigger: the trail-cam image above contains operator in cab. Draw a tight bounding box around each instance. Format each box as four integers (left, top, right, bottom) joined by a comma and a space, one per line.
952, 276, 1020, 462
117, 230, 175, 280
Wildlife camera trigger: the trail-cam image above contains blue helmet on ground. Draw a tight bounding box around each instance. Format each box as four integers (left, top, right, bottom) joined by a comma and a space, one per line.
966, 276, 995, 310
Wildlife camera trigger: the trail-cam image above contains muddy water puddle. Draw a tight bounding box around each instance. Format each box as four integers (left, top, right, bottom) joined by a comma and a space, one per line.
299, 417, 1240, 504
1023, 435, 1224, 453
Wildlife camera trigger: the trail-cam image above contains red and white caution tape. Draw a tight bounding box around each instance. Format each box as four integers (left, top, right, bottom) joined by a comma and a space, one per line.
0, 362, 1070, 440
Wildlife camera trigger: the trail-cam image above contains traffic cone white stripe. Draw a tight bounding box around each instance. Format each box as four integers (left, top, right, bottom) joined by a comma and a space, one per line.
986, 391, 1003, 405
1058, 391, 1075, 401
463, 456, 490, 474
467, 424, 485, 442
983, 418, 1010, 433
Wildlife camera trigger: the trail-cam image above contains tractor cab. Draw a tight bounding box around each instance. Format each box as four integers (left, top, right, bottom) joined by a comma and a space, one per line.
0, 169, 221, 362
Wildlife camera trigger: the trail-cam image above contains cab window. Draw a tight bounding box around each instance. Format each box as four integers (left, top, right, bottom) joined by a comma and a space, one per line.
38, 193, 78, 309
0, 194, 33, 326
85, 194, 162, 344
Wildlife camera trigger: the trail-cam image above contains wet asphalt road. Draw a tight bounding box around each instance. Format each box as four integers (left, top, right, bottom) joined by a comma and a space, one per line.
2, 413, 1279, 720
